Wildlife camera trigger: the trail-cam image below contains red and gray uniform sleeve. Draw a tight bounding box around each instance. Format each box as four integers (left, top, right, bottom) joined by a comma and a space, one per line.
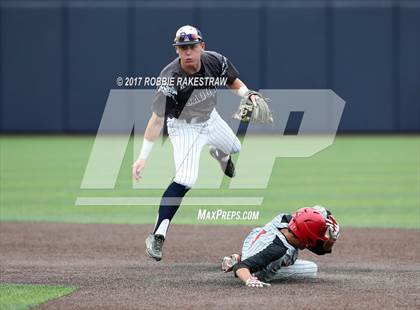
232, 236, 288, 275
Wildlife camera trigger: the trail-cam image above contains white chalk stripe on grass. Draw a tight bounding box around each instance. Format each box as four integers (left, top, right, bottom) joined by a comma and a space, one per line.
75, 197, 263, 206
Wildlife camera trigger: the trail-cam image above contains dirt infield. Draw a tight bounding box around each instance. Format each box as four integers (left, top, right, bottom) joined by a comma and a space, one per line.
0, 222, 419, 309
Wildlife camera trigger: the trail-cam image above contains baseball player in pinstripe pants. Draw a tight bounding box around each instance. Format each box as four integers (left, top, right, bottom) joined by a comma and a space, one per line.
221, 206, 340, 287
132, 25, 260, 261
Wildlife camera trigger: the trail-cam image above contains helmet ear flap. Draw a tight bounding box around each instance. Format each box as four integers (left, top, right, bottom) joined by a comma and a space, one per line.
288, 216, 309, 247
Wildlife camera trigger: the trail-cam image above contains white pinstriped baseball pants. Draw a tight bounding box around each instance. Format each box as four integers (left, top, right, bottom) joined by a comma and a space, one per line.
167, 108, 241, 188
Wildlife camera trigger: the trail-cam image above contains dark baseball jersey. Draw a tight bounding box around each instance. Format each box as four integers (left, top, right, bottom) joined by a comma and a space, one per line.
152, 51, 239, 121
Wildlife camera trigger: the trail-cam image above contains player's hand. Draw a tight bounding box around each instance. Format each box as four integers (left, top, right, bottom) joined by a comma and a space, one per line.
233, 90, 273, 124
325, 215, 340, 240
323, 237, 335, 252
245, 276, 271, 288
132, 158, 146, 182
249, 94, 258, 106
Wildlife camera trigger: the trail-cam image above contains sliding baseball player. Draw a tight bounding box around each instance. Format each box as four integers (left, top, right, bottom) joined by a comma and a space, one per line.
222, 206, 340, 287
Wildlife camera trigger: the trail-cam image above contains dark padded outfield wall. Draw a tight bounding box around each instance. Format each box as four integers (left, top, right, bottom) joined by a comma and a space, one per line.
0, 0, 419, 133
332, 6, 394, 132
67, 6, 130, 132
399, 6, 420, 131
1, 6, 63, 132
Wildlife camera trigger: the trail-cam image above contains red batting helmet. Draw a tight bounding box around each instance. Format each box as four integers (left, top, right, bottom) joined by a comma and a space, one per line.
288, 207, 328, 248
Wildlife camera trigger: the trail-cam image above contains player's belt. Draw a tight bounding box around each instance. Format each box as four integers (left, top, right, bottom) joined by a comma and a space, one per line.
183, 116, 209, 124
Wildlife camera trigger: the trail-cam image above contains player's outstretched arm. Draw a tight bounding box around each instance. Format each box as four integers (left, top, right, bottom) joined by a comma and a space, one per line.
228, 78, 257, 102
235, 268, 271, 288
132, 112, 164, 181
228, 78, 273, 124
143, 112, 164, 142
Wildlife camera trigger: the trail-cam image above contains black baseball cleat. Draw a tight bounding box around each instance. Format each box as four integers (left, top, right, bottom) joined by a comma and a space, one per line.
145, 234, 165, 261
209, 147, 236, 178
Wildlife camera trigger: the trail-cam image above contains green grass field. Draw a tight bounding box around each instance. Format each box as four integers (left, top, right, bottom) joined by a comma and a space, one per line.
0, 135, 419, 228
0, 284, 76, 310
